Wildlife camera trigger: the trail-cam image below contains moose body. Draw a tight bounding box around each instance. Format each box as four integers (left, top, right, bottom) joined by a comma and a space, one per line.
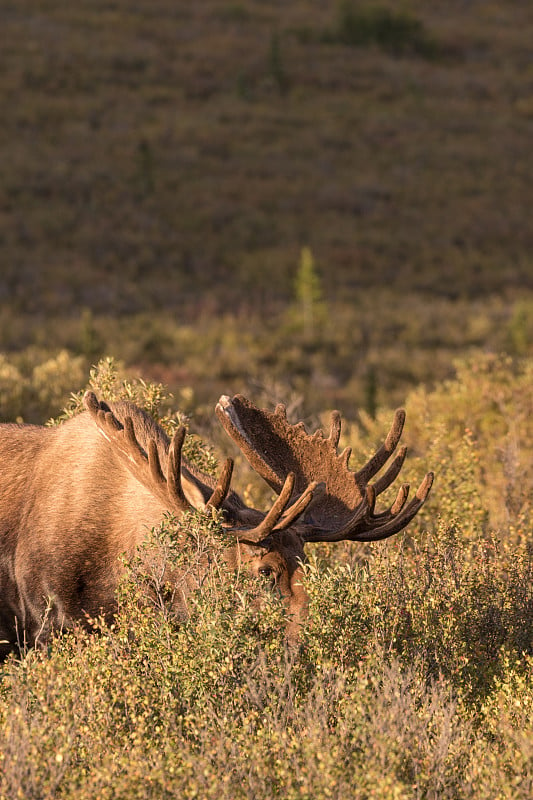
0, 406, 168, 655
0, 392, 433, 657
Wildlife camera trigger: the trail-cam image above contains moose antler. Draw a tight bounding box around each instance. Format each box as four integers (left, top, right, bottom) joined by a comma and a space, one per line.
83, 392, 321, 544
84, 392, 431, 546
215, 395, 433, 543
83, 392, 234, 513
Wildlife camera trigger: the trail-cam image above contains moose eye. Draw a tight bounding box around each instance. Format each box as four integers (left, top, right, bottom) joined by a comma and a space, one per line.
258, 566, 273, 578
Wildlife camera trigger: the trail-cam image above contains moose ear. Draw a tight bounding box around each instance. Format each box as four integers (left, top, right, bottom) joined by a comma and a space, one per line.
180, 475, 210, 510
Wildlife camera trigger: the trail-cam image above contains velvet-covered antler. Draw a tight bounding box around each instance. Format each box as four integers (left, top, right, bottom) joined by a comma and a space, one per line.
84, 392, 233, 514
84, 392, 322, 544
215, 394, 433, 543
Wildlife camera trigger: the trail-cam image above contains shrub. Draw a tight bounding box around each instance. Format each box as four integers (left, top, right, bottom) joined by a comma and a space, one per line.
0, 511, 530, 798
0, 355, 532, 797
328, 2, 439, 58
0, 349, 85, 423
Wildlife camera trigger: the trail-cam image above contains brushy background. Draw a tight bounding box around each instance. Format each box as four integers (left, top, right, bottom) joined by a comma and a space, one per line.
0, 1, 532, 797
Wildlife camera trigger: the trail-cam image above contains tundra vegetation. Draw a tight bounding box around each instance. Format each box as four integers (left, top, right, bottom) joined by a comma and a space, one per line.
0, 356, 531, 799
0, 0, 532, 796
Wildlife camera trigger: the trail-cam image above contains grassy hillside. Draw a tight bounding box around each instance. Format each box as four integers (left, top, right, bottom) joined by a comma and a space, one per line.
2, 1, 532, 420
1, 0, 532, 319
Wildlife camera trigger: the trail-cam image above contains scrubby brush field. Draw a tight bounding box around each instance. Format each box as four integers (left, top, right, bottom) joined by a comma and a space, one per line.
2, 0, 532, 314
0, 356, 531, 799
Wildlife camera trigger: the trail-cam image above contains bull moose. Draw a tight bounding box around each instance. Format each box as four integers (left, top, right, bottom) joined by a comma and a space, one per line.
0, 391, 433, 657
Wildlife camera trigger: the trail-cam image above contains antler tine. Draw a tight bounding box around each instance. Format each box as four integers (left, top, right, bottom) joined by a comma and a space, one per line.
96, 408, 115, 431
354, 409, 406, 485
167, 426, 195, 512
371, 446, 407, 496
206, 458, 234, 509
123, 416, 142, 451
84, 391, 99, 414
350, 472, 434, 542
237, 472, 296, 543
329, 411, 342, 449
391, 483, 410, 515
103, 412, 145, 465
147, 438, 165, 484
274, 480, 323, 531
